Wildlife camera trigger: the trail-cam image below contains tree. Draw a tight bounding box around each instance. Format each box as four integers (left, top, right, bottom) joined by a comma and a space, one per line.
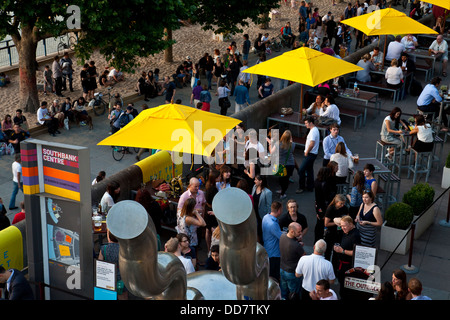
0, 0, 195, 113
0, 3, 68, 113
194, 0, 280, 35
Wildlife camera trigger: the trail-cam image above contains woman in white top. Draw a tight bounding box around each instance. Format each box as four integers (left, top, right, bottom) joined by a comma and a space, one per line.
330, 141, 354, 184
306, 94, 324, 117
409, 114, 434, 153
100, 181, 120, 212
385, 59, 403, 89
217, 80, 231, 116
176, 198, 206, 248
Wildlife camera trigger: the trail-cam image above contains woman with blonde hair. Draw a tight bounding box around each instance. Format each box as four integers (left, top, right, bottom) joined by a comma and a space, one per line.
356, 53, 376, 83
267, 129, 295, 200
385, 58, 403, 90
330, 141, 354, 184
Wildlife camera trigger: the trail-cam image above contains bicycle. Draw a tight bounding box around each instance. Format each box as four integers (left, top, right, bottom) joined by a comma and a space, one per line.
57, 34, 77, 56
89, 86, 124, 116
112, 146, 140, 161
270, 37, 282, 52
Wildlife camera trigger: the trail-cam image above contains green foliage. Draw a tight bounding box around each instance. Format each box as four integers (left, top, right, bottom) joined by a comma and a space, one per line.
402, 183, 435, 216
193, 0, 280, 35
73, 0, 196, 72
446, 152, 450, 168
385, 203, 414, 230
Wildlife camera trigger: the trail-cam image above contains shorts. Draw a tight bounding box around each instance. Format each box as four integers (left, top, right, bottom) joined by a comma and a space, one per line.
82, 85, 89, 94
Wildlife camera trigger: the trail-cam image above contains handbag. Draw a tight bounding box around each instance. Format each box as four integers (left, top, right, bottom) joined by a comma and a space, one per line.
222, 97, 231, 109
272, 145, 291, 177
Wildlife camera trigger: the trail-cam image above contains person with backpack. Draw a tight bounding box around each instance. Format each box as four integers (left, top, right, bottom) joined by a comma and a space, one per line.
111, 105, 134, 134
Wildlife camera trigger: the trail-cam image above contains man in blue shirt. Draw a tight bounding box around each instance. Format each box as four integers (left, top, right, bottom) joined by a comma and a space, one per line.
299, 1, 308, 20
408, 278, 432, 300
234, 79, 251, 113
417, 76, 448, 127
262, 201, 283, 282
322, 123, 353, 167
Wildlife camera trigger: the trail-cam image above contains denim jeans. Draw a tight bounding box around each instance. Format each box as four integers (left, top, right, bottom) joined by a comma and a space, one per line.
62, 73, 73, 91
9, 181, 23, 209
298, 153, 317, 190
206, 70, 213, 90
280, 269, 302, 300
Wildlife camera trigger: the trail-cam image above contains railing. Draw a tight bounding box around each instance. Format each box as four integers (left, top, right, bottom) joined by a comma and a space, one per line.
379, 186, 450, 272
0, 33, 76, 68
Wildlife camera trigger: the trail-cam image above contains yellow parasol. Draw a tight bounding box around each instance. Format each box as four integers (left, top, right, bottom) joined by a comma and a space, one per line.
97, 103, 241, 157
242, 46, 363, 116
341, 7, 438, 60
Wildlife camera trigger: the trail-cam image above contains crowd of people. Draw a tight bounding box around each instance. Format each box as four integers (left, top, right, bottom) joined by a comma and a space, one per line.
0, 0, 443, 302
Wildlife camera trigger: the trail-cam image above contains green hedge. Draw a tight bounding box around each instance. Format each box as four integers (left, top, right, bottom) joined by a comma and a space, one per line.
402, 183, 435, 216
385, 203, 414, 230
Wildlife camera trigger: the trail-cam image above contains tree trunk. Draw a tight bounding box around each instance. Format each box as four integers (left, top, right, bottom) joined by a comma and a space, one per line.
15, 27, 39, 113
164, 28, 173, 63
259, 13, 270, 29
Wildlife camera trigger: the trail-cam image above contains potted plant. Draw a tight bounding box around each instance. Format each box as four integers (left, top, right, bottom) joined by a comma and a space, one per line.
442, 152, 450, 189
402, 183, 435, 239
380, 202, 414, 255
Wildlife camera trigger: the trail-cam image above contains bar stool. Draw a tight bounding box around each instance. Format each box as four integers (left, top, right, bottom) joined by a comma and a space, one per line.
375, 140, 397, 168
378, 172, 401, 209
416, 109, 435, 122
407, 148, 433, 184
432, 134, 444, 170
375, 185, 387, 211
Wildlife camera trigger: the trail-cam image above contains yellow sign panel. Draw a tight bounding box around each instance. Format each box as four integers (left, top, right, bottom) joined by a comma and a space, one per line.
59, 245, 71, 257
136, 151, 183, 184
0, 226, 24, 270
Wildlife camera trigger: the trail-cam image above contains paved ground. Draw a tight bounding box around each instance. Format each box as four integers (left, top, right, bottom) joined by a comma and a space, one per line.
2, 42, 450, 300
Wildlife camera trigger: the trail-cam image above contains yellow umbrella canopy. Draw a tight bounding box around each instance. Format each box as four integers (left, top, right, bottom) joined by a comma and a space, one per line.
243, 46, 363, 86
424, 0, 450, 10
98, 104, 241, 157
340, 7, 438, 36
242, 47, 363, 114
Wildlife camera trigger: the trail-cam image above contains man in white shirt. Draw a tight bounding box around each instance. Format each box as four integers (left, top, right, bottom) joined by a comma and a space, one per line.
295, 239, 335, 300
320, 95, 341, 125
296, 116, 320, 193
310, 279, 338, 300
37, 101, 59, 136
9, 154, 22, 210
165, 237, 195, 274
385, 35, 405, 63
429, 34, 448, 77
370, 47, 384, 67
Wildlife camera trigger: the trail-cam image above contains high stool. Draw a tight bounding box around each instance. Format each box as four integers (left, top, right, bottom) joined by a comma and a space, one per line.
416, 109, 435, 122
378, 173, 401, 209
375, 140, 397, 168
375, 185, 387, 211
432, 134, 444, 170
407, 148, 433, 184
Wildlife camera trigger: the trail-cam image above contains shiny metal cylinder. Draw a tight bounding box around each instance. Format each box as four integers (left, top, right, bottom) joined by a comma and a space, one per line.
212, 187, 279, 300
106, 200, 187, 300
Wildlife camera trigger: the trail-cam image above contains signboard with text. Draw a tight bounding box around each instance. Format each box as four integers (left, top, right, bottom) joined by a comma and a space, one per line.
22, 139, 93, 300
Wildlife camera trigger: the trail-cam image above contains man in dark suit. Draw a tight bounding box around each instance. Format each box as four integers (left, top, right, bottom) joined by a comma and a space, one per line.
0, 266, 34, 300
400, 52, 416, 95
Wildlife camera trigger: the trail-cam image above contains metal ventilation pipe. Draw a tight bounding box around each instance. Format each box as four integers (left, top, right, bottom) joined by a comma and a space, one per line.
106, 200, 187, 300
212, 187, 280, 300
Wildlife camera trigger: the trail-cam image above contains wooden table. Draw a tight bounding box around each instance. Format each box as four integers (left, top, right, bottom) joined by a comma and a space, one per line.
336, 88, 381, 125
266, 111, 328, 148
404, 48, 442, 78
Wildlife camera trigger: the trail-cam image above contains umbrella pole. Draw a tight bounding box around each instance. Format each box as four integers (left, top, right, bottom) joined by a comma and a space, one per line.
300, 84, 304, 120
383, 35, 387, 66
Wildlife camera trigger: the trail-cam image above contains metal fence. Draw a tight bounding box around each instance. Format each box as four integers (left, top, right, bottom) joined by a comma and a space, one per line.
0, 34, 74, 68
